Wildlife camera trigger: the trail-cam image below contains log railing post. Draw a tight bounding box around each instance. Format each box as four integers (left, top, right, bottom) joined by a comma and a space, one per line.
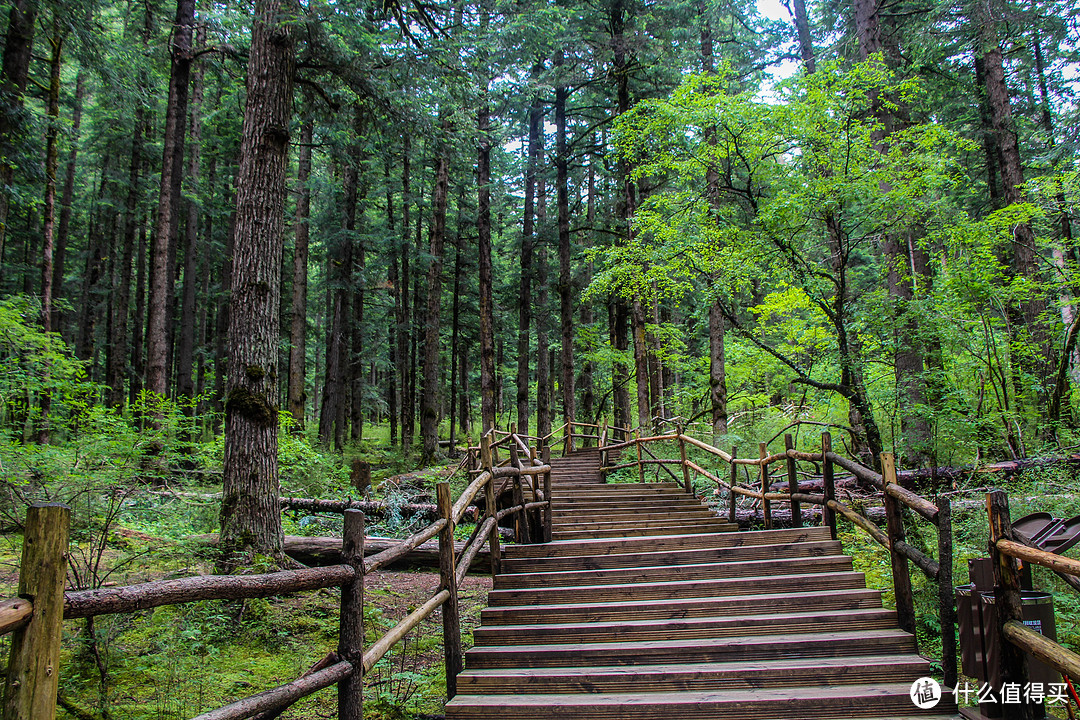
599, 419, 608, 482
987, 489, 1032, 720
542, 446, 552, 543
677, 425, 692, 495
728, 447, 738, 524
436, 482, 462, 699
509, 445, 525, 543
338, 510, 365, 720
3, 503, 70, 720
936, 496, 957, 689
882, 452, 916, 639
785, 434, 800, 528
759, 443, 771, 530
481, 436, 500, 577
822, 433, 836, 540
635, 430, 644, 484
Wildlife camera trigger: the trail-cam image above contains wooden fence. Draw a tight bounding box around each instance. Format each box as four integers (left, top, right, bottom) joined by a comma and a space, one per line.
0, 433, 551, 720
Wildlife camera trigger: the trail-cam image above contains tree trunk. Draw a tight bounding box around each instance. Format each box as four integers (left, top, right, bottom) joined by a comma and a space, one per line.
146, 0, 196, 401
176, 23, 206, 414
36, 16, 64, 444
709, 299, 727, 439
421, 121, 450, 464
477, 20, 496, 435
579, 152, 596, 426
790, 0, 815, 73
288, 112, 313, 429
459, 336, 470, 438
77, 167, 108, 363
536, 173, 552, 440
52, 69, 85, 336
975, 0, 1052, 410
555, 69, 575, 434
450, 231, 461, 447
613, 297, 631, 438
631, 296, 650, 429
219, 0, 296, 567
39, 21, 63, 336
517, 82, 541, 437
0, 0, 38, 260
399, 136, 413, 449
384, 156, 399, 445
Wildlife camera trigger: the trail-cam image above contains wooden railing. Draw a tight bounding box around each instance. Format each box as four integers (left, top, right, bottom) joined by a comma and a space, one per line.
986, 490, 1080, 720
592, 425, 958, 689
0, 434, 553, 720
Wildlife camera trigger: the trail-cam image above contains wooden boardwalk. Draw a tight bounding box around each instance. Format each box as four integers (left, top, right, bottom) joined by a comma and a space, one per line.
445, 446, 959, 719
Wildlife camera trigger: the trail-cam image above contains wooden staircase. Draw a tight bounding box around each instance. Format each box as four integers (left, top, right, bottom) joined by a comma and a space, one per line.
446, 446, 959, 719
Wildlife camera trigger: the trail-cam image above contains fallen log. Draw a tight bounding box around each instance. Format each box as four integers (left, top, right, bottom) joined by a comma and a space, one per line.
192, 534, 493, 571
151, 491, 480, 523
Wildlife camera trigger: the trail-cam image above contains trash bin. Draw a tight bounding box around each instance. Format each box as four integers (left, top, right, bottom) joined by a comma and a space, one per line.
955, 584, 986, 680
978, 590, 1058, 686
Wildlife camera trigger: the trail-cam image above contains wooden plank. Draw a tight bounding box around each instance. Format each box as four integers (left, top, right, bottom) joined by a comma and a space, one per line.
463, 628, 916, 669
493, 555, 853, 590
486, 570, 870, 606
456, 654, 932, 695
480, 587, 883, 625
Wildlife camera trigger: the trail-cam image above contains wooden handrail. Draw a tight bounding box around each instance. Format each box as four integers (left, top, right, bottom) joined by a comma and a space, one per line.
996, 538, 1080, 578
1003, 620, 1080, 679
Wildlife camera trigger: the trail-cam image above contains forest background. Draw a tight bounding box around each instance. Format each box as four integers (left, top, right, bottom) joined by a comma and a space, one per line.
0, 0, 1078, 715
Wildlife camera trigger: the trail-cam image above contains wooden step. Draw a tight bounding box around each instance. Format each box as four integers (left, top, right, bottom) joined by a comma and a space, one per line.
445, 683, 956, 719
473, 607, 897, 645
487, 570, 869, 606
463, 628, 916, 668
551, 506, 714, 520
550, 516, 728, 533
456, 653, 930, 694
503, 527, 831, 559
553, 482, 683, 491
495, 555, 853, 589
500, 539, 844, 572
480, 587, 883, 624
552, 523, 738, 540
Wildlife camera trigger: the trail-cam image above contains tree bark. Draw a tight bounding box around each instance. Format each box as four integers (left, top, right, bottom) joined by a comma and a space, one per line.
709, 299, 728, 438
39, 20, 64, 336
790, 0, 815, 73
288, 112, 313, 429
0, 0, 38, 260
450, 191, 465, 447
975, 0, 1052, 410
35, 15, 64, 444
517, 82, 542, 437
421, 120, 450, 464
631, 295, 650, 429
555, 65, 575, 434
52, 69, 85, 336
536, 172, 551, 440
176, 22, 207, 414
219, 0, 297, 567
146, 0, 196, 401
399, 135, 413, 449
